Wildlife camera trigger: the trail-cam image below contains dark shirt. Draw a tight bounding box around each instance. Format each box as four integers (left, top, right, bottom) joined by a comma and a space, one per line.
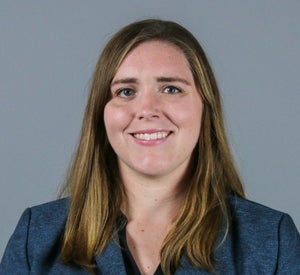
118, 225, 164, 275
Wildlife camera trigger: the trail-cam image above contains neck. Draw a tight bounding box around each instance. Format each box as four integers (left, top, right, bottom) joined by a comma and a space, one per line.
120, 169, 188, 223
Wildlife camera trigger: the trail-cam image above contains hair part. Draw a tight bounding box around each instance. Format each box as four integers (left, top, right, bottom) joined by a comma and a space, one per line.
60, 19, 245, 274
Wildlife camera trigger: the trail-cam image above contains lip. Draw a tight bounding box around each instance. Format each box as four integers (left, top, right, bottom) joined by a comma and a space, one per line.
130, 129, 172, 145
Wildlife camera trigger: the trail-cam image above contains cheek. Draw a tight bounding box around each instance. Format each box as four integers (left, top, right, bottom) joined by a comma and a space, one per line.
174, 100, 203, 133
104, 102, 130, 136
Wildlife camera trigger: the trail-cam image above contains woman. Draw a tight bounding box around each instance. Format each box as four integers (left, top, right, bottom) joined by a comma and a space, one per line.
1, 19, 299, 275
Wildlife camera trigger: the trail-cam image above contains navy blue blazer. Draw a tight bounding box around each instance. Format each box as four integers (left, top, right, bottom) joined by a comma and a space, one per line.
1, 196, 300, 274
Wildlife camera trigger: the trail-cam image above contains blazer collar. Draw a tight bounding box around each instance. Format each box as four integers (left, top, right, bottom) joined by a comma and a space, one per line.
95, 235, 127, 275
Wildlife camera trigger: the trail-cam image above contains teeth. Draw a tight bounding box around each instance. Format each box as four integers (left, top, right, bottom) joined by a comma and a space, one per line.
134, 132, 169, 140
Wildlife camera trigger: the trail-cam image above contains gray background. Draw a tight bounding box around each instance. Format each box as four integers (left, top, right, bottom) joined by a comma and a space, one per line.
1, 1, 299, 258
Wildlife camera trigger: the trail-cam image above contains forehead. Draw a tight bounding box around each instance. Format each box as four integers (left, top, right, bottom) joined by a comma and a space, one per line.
113, 40, 192, 78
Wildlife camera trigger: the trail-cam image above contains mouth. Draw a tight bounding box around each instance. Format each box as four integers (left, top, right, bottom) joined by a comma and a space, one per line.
132, 131, 171, 141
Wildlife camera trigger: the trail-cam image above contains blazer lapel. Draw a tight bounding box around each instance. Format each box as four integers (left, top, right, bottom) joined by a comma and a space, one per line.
95, 237, 127, 275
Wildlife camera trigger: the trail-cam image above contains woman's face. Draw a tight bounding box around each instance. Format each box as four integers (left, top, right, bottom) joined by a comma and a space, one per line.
104, 41, 203, 180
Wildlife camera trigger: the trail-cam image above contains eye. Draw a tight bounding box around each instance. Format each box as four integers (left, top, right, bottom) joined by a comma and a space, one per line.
163, 86, 182, 94
116, 88, 135, 98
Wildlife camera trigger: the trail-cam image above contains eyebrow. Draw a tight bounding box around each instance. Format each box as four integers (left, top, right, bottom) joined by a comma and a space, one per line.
111, 78, 138, 87
156, 77, 191, 86
111, 76, 191, 87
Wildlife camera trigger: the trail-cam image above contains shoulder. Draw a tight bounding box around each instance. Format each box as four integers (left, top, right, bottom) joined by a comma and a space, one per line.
0, 198, 70, 273
227, 196, 293, 243
225, 196, 300, 273
228, 196, 284, 224
7, 197, 69, 239
29, 197, 69, 225
26, 198, 69, 236
15, 198, 69, 249
13, 198, 70, 240
25, 198, 69, 253
32, 197, 69, 211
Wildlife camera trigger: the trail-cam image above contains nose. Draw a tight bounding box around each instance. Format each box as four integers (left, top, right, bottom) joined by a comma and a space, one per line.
136, 90, 160, 120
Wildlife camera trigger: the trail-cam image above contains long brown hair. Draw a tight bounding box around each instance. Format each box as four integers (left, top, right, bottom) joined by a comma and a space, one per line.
60, 19, 245, 274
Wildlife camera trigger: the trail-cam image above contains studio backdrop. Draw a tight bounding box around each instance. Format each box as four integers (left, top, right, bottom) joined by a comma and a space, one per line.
1, 1, 299, 258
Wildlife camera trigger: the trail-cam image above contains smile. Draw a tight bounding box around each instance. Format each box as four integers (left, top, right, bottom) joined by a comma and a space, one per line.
133, 132, 170, 140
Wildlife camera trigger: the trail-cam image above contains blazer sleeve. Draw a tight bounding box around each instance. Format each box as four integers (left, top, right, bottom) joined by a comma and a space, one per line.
0, 208, 31, 274
276, 214, 300, 274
